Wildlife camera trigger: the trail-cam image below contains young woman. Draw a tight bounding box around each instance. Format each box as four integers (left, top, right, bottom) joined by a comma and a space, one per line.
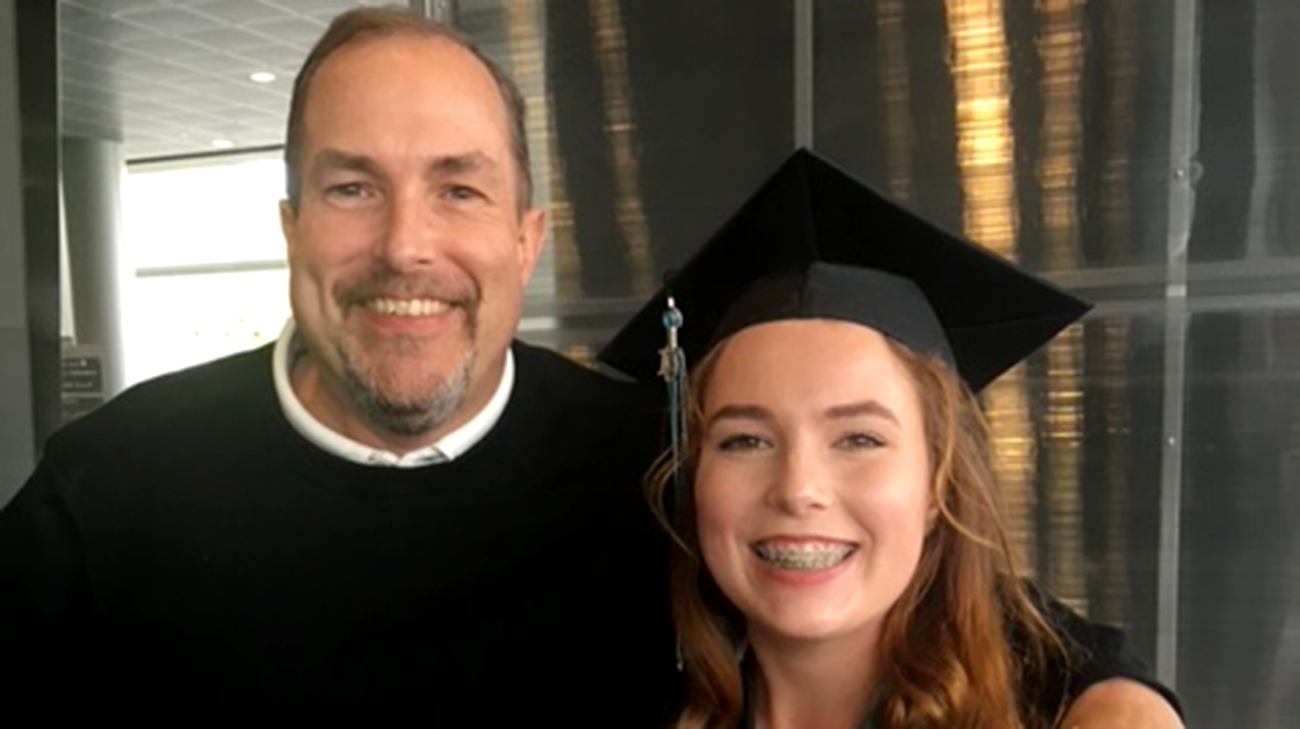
601, 150, 1184, 728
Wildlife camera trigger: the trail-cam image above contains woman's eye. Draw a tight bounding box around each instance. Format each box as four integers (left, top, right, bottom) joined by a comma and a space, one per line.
717, 434, 768, 452
836, 432, 885, 450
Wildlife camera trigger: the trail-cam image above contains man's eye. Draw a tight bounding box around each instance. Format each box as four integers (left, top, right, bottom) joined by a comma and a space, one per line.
446, 185, 483, 201
718, 434, 768, 452
326, 183, 368, 199
835, 432, 885, 450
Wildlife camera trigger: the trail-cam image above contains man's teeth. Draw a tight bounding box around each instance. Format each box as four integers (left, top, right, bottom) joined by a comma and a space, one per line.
752, 542, 857, 571
367, 298, 451, 317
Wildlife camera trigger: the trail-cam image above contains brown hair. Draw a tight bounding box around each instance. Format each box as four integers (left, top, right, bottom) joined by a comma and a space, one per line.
648, 335, 1070, 729
283, 6, 532, 211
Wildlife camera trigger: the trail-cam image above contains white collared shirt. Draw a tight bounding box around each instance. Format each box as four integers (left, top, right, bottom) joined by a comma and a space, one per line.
271, 320, 514, 467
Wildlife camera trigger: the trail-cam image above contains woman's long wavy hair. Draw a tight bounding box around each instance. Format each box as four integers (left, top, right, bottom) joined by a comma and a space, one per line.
647, 334, 1071, 729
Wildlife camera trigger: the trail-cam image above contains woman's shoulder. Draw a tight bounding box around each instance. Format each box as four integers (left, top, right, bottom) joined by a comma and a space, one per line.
1014, 580, 1182, 720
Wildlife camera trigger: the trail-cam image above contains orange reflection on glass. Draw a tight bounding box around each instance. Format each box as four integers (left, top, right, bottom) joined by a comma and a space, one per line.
1045, 325, 1087, 613
1038, 0, 1084, 272
587, 0, 656, 296
1038, 0, 1087, 613
944, 0, 1035, 575
945, 0, 1019, 258
982, 369, 1038, 578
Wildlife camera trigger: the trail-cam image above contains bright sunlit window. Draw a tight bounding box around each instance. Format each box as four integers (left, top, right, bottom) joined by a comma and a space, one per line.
120, 153, 290, 386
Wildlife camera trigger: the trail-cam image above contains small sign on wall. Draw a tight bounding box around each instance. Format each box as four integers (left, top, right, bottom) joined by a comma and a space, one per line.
61, 342, 105, 425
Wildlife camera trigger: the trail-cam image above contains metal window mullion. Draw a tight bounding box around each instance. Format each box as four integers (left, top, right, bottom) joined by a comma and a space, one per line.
1156, 0, 1201, 690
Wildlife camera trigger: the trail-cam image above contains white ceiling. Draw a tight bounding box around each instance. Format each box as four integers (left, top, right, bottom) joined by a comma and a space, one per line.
59, 0, 395, 160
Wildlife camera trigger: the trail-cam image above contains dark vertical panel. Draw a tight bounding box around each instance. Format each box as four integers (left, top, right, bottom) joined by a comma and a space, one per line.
898, 1, 962, 235
1188, 0, 1256, 264
1080, 313, 1168, 664
17, 0, 59, 450
1003, 0, 1043, 270
618, 0, 793, 270
813, 0, 962, 236
1075, 0, 1133, 269
543, 0, 792, 304
518, 1, 794, 355
545, 3, 631, 298
1126, 0, 1176, 268
1251, 0, 1300, 260
1176, 1, 1300, 726
809, 1, 882, 184
1180, 310, 1300, 727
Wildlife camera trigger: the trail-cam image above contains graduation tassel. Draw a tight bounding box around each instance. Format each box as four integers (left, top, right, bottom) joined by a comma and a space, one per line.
658, 288, 688, 675
657, 291, 688, 520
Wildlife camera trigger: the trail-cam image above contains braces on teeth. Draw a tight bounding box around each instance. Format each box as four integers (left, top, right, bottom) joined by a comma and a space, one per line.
753, 543, 856, 571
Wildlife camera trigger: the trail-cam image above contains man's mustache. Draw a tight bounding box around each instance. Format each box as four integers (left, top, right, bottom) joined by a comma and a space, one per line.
334, 270, 478, 311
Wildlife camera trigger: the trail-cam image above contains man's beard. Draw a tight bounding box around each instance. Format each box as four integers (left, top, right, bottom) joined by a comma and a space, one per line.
339, 342, 476, 438
331, 267, 480, 438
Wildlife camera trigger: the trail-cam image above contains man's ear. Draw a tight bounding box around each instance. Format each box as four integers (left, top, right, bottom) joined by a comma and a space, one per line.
517, 206, 547, 285
280, 199, 299, 254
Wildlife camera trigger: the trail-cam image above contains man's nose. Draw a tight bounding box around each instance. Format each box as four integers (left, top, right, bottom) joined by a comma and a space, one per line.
379, 187, 444, 271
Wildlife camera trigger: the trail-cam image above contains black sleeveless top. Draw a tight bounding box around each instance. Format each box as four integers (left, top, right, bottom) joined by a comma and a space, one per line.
735, 584, 1182, 727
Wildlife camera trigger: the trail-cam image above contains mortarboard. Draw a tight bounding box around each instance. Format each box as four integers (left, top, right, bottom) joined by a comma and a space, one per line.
598, 148, 1091, 392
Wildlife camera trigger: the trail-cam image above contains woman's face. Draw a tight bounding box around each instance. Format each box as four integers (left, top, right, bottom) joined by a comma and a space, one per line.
695, 320, 934, 646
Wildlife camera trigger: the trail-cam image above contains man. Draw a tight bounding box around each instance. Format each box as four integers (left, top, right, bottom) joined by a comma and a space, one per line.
2, 8, 673, 722
1, 6, 1175, 725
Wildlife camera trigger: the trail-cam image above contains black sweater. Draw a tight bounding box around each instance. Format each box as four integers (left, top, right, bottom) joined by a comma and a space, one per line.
1, 340, 1174, 724
0, 341, 678, 723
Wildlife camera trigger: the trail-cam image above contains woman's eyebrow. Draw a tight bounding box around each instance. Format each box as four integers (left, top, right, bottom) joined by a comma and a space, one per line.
824, 400, 900, 426
705, 404, 772, 427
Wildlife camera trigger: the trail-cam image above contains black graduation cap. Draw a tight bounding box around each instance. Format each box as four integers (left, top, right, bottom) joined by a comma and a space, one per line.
598, 148, 1091, 392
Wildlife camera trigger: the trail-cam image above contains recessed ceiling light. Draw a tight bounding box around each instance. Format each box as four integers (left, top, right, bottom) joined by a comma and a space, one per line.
250, 71, 276, 83
212, 139, 234, 149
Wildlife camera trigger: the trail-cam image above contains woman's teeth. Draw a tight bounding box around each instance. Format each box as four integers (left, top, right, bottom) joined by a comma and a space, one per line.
752, 541, 858, 571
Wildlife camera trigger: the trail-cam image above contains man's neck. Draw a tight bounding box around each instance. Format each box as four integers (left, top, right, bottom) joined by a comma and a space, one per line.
750, 624, 883, 729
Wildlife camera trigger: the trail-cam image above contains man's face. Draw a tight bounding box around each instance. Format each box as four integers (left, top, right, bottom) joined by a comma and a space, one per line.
281, 34, 544, 448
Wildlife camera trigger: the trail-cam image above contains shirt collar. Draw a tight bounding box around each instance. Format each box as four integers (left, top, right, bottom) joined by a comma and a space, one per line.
271, 319, 514, 468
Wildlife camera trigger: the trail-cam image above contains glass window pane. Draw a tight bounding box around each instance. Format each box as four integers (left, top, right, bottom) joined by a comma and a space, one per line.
122, 156, 287, 270
124, 269, 289, 385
